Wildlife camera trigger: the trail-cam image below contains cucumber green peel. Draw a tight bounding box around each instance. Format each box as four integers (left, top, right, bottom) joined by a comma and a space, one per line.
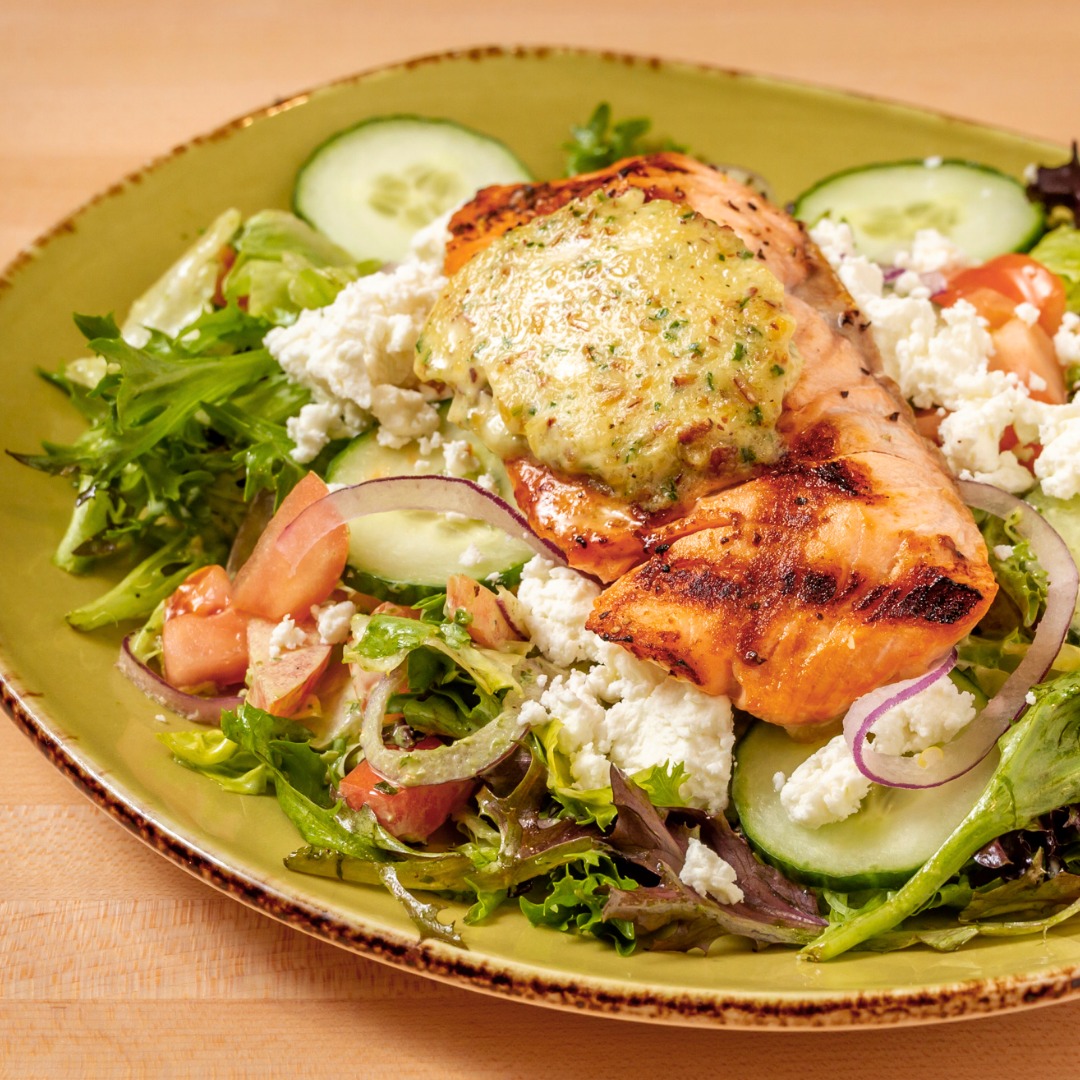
793, 159, 1044, 264
804, 672, 1080, 960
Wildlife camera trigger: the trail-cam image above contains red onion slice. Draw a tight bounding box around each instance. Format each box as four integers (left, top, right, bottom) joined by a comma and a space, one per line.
117, 635, 242, 724
844, 481, 1078, 789
360, 671, 524, 785
277, 475, 567, 571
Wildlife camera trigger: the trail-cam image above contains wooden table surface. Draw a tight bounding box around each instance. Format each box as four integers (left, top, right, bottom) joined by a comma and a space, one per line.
4, 2, 1080, 1076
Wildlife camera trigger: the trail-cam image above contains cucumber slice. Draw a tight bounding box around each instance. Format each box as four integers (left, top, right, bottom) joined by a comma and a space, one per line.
325, 411, 533, 603
731, 717, 998, 890
294, 115, 532, 262
794, 159, 1044, 264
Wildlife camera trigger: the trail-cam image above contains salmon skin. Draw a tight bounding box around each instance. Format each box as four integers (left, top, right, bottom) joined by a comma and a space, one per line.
441, 153, 996, 726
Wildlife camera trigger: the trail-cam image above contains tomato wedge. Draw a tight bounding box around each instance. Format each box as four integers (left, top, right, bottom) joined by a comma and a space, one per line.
161, 565, 249, 690
934, 253, 1067, 335
339, 737, 475, 842
232, 472, 349, 621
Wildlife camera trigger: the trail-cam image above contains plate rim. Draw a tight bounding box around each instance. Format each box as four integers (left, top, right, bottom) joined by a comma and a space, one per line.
2, 43, 1077, 1030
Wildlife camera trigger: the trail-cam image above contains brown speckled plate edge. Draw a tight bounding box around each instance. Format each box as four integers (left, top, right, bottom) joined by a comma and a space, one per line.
3, 45, 1078, 1029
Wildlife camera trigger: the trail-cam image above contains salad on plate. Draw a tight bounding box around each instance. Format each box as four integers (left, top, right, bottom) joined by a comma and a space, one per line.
15, 103, 1080, 960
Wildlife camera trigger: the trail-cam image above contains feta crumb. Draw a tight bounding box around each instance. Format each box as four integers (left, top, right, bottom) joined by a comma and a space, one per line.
515, 556, 735, 812
515, 556, 602, 668
442, 439, 478, 478
1014, 301, 1041, 327
869, 676, 976, 756
268, 216, 450, 463
1055, 312, 1080, 366
458, 542, 484, 568
313, 600, 357, 645
475, 472, 498, 492
772, 770, 787, 793
154, 713, 168, 723
679, 837, 744, 905
416, 430, 443, 456
992, 544, 1015, 561
1025, 690, 1038, 706
268, 614, 308, 659
780, 735, 873, 829
370, 385, 441, 448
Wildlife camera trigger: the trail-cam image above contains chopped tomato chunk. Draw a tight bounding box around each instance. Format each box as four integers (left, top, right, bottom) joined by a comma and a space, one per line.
245, 616, 332, 717
935, 253, 1067, 335
339, 737, 475, 842
162, 608, 249, 690
232, 472, 349, 621
445, 574, 523, 649
165, 564, 233, 619
161, 564, 249, 691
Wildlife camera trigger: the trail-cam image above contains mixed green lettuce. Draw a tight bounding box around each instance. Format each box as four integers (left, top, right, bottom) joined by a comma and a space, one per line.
11, 210, 376, 628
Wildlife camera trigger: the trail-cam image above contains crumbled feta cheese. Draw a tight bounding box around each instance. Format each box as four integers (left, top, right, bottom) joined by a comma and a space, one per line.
268, 217, 450, 463
1025, 690, 1038, 706
1014, 301, 1041, 327
370, 384, 441, 448
268, 614, 308, 659
992, 544, 1015, 561
442, 439, 478, 478
287, 401, 361, 464
416, 430, 443, 456
779, 735, 873, 829
458, 542, 484, 568
809, 220, 1054, 493
515, 556, 602, 667
516, 557, 736, 812
679, 837, 744, 905
868, 676, 976, 757
313, 600, 357, 645
154, 713, 168, 724
475, 472, 499, 492
772, 771, 787, 793
1032, 404, 1080, 499
893, 227, 970, 276
1055, 312, 1080, 366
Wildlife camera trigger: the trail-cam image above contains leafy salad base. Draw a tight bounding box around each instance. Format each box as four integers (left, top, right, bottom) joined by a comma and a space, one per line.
4, 47, 1080, 1026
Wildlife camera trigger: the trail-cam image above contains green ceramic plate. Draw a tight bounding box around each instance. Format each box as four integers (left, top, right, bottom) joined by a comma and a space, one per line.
1, 47, 1076, 1029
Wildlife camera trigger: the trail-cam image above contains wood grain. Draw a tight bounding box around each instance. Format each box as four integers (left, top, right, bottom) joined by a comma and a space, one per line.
3, 1, 1080, 1076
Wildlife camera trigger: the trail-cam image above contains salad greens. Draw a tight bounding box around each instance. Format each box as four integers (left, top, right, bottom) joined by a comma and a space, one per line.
563, 102, 685, 176
17, 110, 1080, 964
1030, 225, 1080, 313
807, 671, 1080, 959
11, 210, 376, 628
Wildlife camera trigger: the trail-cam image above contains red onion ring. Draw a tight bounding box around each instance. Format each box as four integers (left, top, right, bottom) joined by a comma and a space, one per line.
277, 475, 567, 571
117, 635, 242, 724
844, 651, 968, 788
360, 670, 524, 785
844, 481, 1078, 788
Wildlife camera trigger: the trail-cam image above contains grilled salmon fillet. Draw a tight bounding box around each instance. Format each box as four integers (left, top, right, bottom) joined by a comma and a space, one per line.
437, 153, 996, 725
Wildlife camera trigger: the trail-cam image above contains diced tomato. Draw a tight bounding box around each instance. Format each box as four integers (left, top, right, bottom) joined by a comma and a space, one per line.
161, 564, 249, 691
935, 254, 1067, 335
989, 317, 1067, 405
162, 608, 249, 690
232, 472, 349, 621
445, 573, 523, 649
244, 615, 332, 717
339, 737, 475, 842
165, 564, 233, 619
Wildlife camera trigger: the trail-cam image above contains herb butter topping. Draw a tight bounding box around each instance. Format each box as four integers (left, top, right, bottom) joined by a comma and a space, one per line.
416, 188, 798, 510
